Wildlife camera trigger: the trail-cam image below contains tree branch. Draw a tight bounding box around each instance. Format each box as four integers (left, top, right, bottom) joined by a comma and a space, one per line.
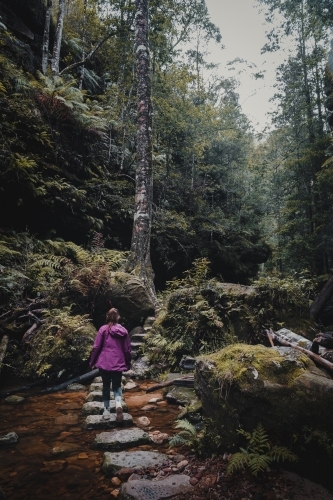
59, 31, 117, 76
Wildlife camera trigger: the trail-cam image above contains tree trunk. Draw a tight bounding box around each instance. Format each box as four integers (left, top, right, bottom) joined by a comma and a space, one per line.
0, 335, 8, 373
42, 0, 52, 75
125, 0, 157, 304
310, 276, 333, 319
79, 0, 87, 90
51, 0, 66, 75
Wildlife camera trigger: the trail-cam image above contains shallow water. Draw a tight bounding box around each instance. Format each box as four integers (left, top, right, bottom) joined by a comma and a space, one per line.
0, 381, 180, 499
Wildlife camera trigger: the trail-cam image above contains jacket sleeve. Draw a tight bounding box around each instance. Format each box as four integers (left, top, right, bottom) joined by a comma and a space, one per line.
89, 328, 104, 367
124, 333, 132, 370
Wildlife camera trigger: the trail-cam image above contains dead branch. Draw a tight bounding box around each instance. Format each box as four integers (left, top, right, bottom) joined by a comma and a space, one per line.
268, 328, 333, 374
59, 31, 116, 75
146, 376, 194, 393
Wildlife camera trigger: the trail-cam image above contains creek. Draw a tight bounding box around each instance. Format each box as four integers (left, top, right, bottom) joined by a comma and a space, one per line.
0, 379, 180, 499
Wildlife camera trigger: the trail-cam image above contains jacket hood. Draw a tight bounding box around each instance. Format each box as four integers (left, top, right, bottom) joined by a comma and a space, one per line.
108, 324, 128, 337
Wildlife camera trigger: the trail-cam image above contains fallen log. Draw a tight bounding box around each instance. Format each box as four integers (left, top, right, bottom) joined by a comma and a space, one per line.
0, 335, 8, 373
146, 376, 194, 393
267, 328, 333, 375
39, 368, 99, 394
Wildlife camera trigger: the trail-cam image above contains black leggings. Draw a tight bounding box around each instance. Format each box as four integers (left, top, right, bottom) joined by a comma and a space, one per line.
99, 369, 122, 401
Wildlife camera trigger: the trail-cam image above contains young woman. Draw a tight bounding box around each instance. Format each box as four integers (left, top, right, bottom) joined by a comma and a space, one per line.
89, 308, 131, 421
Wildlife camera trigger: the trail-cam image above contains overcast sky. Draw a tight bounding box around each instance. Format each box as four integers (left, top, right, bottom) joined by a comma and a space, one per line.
204, 0, 288, 131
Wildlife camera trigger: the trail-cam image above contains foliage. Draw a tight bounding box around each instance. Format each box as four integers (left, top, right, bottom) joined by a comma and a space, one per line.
227, 423, 298, 477
169, 418, 204, 454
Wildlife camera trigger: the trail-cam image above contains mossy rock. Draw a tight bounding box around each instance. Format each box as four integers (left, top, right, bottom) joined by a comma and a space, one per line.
195, 343, 333, 450
22, 311, 96, 379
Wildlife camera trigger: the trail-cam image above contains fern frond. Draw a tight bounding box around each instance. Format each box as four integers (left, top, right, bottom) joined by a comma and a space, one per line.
268, 446, 298, 463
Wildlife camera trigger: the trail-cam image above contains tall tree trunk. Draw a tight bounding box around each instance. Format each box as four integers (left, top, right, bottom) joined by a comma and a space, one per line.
125, 0, 156, 304
79, 0, 87, 90
51, 0, 66, 75
310, 276, 333, 319
42, 0, 52, 75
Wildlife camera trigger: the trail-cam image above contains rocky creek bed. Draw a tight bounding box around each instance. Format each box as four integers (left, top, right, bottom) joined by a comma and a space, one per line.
0, 379, 333, 500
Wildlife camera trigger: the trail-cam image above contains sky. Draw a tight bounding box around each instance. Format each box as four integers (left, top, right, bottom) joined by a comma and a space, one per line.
204, 0, 289, 131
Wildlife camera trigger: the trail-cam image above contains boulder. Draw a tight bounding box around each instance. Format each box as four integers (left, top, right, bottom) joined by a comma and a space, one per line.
195, 343, 333, 450
109, 272, 155, 324
165, 386, 198, 407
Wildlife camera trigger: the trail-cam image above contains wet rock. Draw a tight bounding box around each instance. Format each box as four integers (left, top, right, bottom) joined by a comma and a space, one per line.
195, 343, 333, 449
165, 386, 198, 407
42, 460, 67, 473
111, 490, 120, 498
124, 382, 138, 391
179, 356, 196, 371
141, 405, 157, 411
172, 455, 185, 464
149, 431, 169, 444
148, 398, 163, 404
84, 413, 133, 430
51, 443, 80, 456
93, 376, 102, 383
119, 474, 192, 499
67, 383, 86, 391
111, 477, 122, 487
117, 468, 136, 481
82, 401, 128, 415
136, 416, 150, 428
4, 395, 24, 404
102, 451, 167, 476
77, 453, 89, 459
86, 391, 114, 402
128, 473, 142, 481
0, 432, 18, 445
92, 429, 149, 451
176, 460, 188, 470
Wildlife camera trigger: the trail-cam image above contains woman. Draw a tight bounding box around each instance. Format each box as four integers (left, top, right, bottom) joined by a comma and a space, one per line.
89, 308, 131, 422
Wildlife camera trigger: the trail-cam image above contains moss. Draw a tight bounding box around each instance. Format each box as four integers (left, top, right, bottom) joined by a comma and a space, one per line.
202, 344, 310, 392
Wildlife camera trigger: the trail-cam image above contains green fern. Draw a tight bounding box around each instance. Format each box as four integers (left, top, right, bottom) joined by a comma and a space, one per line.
169, 419, 203, 453
227, 423, 298, 477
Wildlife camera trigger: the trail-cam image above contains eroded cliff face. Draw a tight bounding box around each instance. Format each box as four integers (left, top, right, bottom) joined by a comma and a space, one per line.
195, 344, 333, 451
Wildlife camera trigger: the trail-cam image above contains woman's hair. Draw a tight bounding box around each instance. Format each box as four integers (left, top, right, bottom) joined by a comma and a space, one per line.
106, 308, 120, 324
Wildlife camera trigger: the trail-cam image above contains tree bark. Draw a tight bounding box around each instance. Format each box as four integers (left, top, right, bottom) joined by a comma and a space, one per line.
125, 0, 157, 304
42, 0, 52, 75
310, 276, 333, 319
78, 0, 87, 90
51, 0, 66, 75
0, 335, 8, 373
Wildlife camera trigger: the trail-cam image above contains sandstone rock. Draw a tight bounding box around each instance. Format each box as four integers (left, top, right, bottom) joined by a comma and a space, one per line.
136, 416, 150, 428
195, 343, 333, 449
149, 431, 169, 444
85, 391, 114, 402
111, 477, 122, 487
82, 401, 128, 415
109, 272, 155, 324
93, 429, 149, 451
176, 460, 188, 470
102, 451, 167, 476
0, 431, 18, 445
117, 468, 135, 481
4, 395, 24, 404
119, 474, 192, 499
67, 383, 86, 391
84, 413, 133, 430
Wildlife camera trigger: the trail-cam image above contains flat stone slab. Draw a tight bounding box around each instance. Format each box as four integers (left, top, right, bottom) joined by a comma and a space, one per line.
82, 401, 128, 415
0, 432, 19, 445
4, 395, 24, 404
92, 428, 149, 450
102, 451, 168, 476
119, 475, 192, 499
86, 391, 114, 402
84, 413, 133, 429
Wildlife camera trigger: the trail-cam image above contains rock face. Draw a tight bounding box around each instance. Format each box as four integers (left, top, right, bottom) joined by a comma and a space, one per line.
109, 272, 155, 324
195, 343, 333, 449
119, 474, 192, 499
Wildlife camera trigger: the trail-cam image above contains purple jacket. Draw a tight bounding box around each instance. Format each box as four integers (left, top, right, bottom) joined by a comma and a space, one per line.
89, 323, 131, 372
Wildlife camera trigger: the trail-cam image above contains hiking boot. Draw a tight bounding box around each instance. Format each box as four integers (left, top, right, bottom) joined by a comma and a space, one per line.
103, 408, 110, 419
116, 406, 123, 423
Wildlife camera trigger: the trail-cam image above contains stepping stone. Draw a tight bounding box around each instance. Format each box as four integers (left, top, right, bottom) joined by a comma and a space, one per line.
84, 413, 133, 429
0, 432, 18, 445
4, 395, 24, 404
93, 376, 102, 383
102, 450, 168, 476
86, 391, 114, 402
92, 428, 149, 450
131, 342, 143, 352
124, 382, 137, 390
120, 474, 192, 499
82, 401, 128, 415
131, 333, 146, 343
